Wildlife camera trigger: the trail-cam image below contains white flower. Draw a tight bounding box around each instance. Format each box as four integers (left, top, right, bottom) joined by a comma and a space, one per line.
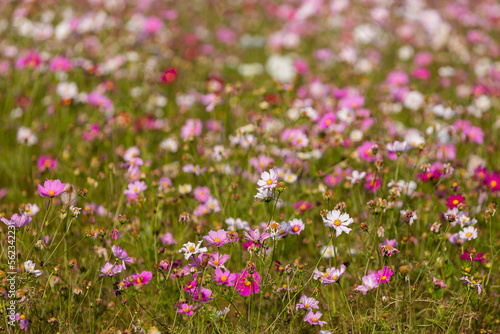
25, 203, 40, 216
346, 170, 366, 184
257, 169, 278, 189
160, 138, 178, 153
70, 206, 81, 217
178, 184, 192, 194
56, 82, 78, 100
254, 187, 274, 202
265, 54, 296, 83
178, 241, 207, 260
320, 244, 337, 258
283, 172, 297, 184
386, 141, 411, 154
459, 226, 478, 241
24, 260, 42, 277
17, 127, 38, 146
323, 210, 353, 236
404, 91, 424, 111
225, 217, 250, 231
350, 130, 363, 142
337, 108, 355, 124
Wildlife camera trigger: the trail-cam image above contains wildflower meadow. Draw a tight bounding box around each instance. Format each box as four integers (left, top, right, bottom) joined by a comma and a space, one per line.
1, 0, 500, 333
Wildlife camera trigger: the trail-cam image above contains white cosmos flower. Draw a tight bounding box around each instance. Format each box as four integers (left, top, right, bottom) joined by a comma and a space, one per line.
346, 170, 366, 184
323, 210, 353, 236
459, 226, 478, 241
178, 241, 208, 260
24, 260, 42, 277
257, 169, 278, 189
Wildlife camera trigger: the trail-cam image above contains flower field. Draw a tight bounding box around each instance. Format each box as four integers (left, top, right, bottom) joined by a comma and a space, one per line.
1, 0, 500, 333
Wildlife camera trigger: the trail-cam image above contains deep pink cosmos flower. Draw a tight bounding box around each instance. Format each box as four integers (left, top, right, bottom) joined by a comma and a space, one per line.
38, 179, 66, 197
37, 155, 57, 172
294, 200, 313, 214
460, 251, 485, 262
357, 141, 377, 162
445, 193, 465, 209
485, 171, 500, 192
161, 67, 177, 84
203, 229, 228, 247
375, 266, 394, 283
235, 270, 261, 297
176, 303, 194, 316
49, 56, 72, 72
132, 271, 153, 285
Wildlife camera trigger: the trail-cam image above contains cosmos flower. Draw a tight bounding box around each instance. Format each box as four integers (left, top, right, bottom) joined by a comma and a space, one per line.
296, 296, 320, 311
354, 273, 379, 295
235, 270, 261, 297
111, 245, 134, 267
1, 213, 32, 229
203, 229, 229, 247
99, 262, 125, 277
176, 303, 194, 316
179, 241, 208, 260
132, 271, 153, 285
124, 181, 147, 199
322, 210, 353, 236
288, 218, 305, 235
459, 226, 478, 241
445, 193, 465, 209
24, 260, 42, 277
375, 266, 394, 284
257, 168, 279, 189
304, 311, 327, 327
38, 179, 66, 197
459, 276, 483, 295
214, 267, 237, 286
379, 239, 400, 257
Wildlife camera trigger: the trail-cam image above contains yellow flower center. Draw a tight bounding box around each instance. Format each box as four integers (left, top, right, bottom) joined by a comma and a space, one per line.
326, 119, 332, 125
282, 284, 287, 288
221, 275, 227, 282
20, 315, 26, 320
49, 190, 55, 196
108, 269, 112, 274
305, 304, 310, 308
137, 277, 143, 283
266, 179, 273, 185
466, 232, 472, 237
323, 272, 328, 277
491, 180, 497, 187
332, 275, 338, 281
245, 281, 251, 286
134, 188, 138, 192
333, 219, 341, 226
183, 307, 191, 313
312, 317, 318, 322
189, 246, 195, 252
452, 199, 459, 205
300, 204, 306, 210
292, 226, 299, 232
214, 237, 220, 243
381, 275, 387, 280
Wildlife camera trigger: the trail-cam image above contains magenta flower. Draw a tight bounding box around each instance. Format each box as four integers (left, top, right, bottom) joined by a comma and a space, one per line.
460, 251, 485, 262
37, 155, 57, 172
303, 311, 327, 327
111, 245, 134, 267
357, 141, 377, 162
192, 287, 213, 303
375, 266, 394, 284
294, 200, 313, 213
214, 267, 237, 286
176, 303, 194, 316
132, 271, 153, 285
37, 179, 66, 197
445, 193, 465, 209
1, 213, 32, 229
194, 186, 211, 202
235, 270, 261, 297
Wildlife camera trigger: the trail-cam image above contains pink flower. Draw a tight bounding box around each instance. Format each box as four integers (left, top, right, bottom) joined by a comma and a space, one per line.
294, 201, 313, 213
143, 16, 163, 34
243, 228, 270, 244
288, 218, 305, 235
313, 265, 346, 285
132, 271, 153, 285
235, 270, 261, 296
304, 311, 327, 327
194, 186, 211, 202
208, 252, 229, 267
176, 303, 194, 316
99, 262, 125, 277
37, 179, 66, 197
111, 245, 134, 267
15, 313, 29, 331
357, 141, 377, 162
49, 56, 72, 72
354, 273, 379, 294
445, 193, 465, 209
379, 239, 400, 257
296, 295, 319, 311
1, 213, 32, 229
375, 266, 394, 284
214, 267, 237, 286
124, 181, 147, 199
318, 112, 336, 130
432, 276, 447, 289
37, 156, 57, 172
203, 229, 229, 247
181, 119, 202, 140
160, 232, 177, 245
